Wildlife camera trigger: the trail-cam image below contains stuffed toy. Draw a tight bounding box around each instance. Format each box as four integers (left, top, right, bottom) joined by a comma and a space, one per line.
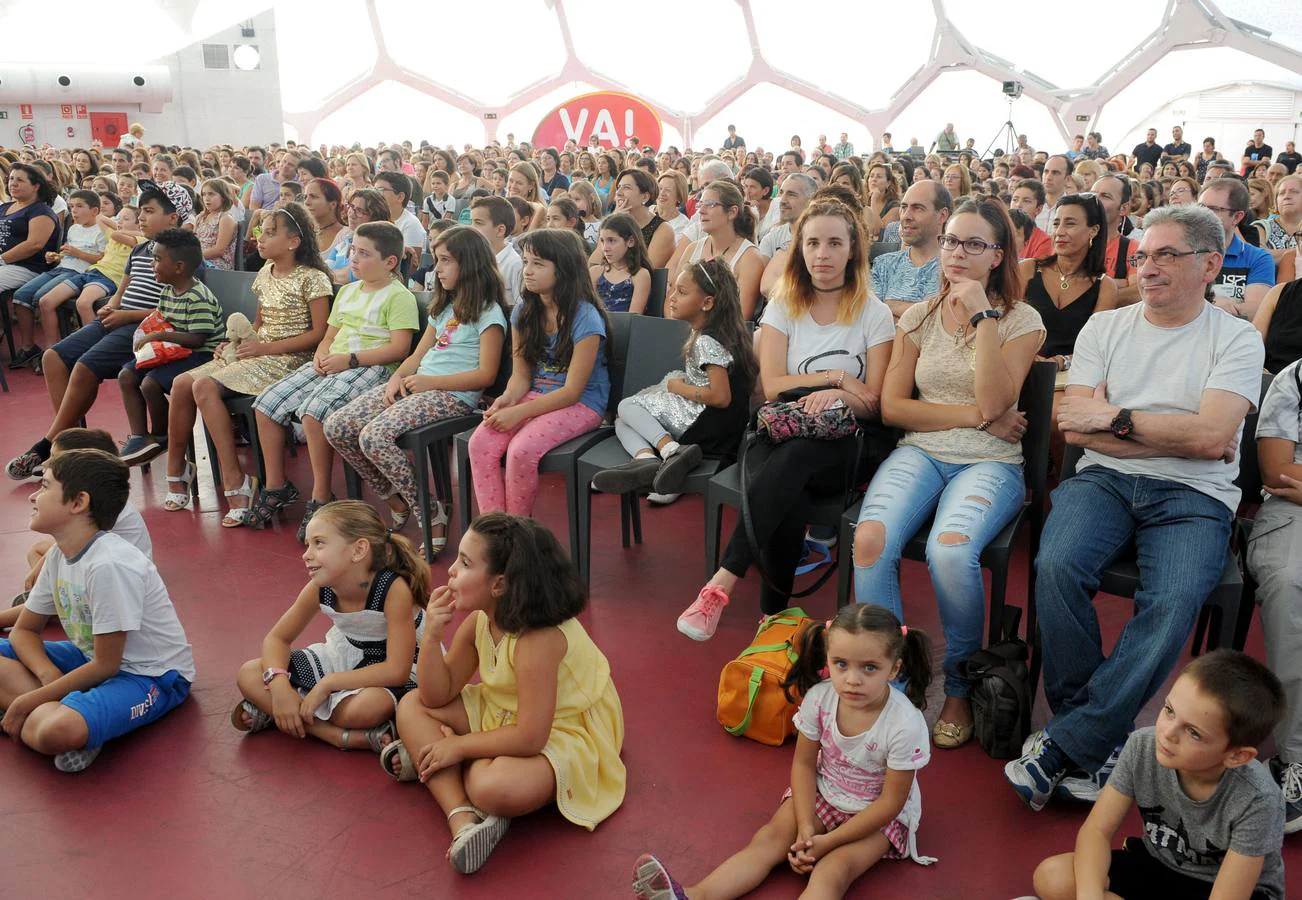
220, 312, 257, 364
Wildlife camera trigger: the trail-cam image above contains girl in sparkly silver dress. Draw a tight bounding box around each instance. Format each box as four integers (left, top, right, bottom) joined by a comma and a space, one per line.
591, 259, 757, 495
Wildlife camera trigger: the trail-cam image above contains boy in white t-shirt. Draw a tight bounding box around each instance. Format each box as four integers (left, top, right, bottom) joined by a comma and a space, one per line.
0, 448, 194, 772
469, 195, 522, 307
4, 428, 152, 623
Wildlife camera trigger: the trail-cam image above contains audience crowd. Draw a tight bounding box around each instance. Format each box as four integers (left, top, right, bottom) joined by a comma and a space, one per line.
2, 118, 1301, 898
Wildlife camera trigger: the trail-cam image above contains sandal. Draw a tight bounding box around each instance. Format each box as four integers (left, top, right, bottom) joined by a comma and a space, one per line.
933, 719, 974, 749
163, 461, 196, 512
446, 805, 511, 874
380, 738, 418, 781
296, 495, 333, 543
230, 699, 273, 734
341, 719, 396, 753
248, 480, 301, 531
428, 500, 449, 558
220, 475, 261, 528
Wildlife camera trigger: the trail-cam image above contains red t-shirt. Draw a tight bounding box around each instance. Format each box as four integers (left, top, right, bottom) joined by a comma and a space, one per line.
1021, 228, 1053, 261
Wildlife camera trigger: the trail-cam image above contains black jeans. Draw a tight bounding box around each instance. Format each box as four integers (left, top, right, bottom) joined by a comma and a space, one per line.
721, 435, 861, 614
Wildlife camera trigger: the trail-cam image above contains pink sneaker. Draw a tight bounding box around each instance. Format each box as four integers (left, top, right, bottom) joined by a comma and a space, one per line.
677, 586, 729, 641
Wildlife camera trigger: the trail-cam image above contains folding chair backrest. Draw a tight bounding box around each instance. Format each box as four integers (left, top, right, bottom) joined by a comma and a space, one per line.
605, 312, 634, 414
646, 268, 670, 317
1020, 360, 1058, 509
1237, 371, 1272, 504
202, 268, 259, 321
412, 291, 431, 351
487, 322, 513, 399
869, 241, 901, 263
623, 314, 691, 399
233, 215, 248, 270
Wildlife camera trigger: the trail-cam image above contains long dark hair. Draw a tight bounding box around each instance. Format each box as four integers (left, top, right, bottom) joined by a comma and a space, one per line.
515, 228, 610, 372
782, 604, 934, 710
470, 512, 586, 632
1041, 193, 1108, 278
687, 259, 757, 398
8, 163, 58, 205
597, 212, 649, 276
429, 225, 506, 324
272, 201, 330, 277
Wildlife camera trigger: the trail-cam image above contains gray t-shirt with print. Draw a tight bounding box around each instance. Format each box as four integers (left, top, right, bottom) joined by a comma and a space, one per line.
1109, 727, 1285, 900
1255, 359, 1302, 520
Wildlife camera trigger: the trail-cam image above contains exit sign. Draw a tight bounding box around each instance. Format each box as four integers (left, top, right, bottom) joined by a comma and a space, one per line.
483, 113, 497, 120
1075, 114, 1089, 122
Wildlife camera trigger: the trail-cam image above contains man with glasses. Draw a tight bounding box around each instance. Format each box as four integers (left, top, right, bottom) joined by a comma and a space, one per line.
374, 171, 425, 272
871, 181, 952, 320
1200, 179, 1275, 320
1008, 204, 1264, 811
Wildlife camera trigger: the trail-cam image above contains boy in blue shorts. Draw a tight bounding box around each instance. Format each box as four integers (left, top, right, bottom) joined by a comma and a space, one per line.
1032, 649, 1286, 900
0, 448, 194, 772
4, 180, 191, 482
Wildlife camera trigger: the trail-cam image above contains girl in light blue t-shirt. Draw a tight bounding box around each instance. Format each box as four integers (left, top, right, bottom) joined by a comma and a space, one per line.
325, 226, 508, 557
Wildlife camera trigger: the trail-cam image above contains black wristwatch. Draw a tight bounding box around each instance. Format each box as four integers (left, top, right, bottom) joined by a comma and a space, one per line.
969, 309, 1002, 328
348, 352, 359, 369
1110, 408, 1134, 440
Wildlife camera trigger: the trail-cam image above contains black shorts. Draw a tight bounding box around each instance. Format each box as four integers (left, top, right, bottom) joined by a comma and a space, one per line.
120, 351, 213, 393
52, 320, 136, 381
1109, 838, 1270, 900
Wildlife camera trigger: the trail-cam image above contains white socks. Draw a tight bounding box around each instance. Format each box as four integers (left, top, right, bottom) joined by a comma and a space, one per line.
660, 441, 681, 459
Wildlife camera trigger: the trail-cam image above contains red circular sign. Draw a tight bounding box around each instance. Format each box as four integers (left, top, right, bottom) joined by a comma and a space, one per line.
532, 91, 663, 151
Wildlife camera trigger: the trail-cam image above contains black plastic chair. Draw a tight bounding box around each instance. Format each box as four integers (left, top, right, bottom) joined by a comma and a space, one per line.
395, 325, 513, 560
645, 268, 670, 317
574, 315, 692, 581
835, 361, 1057, 652
452, 312, 635, 564
869, 241, 901, 263
198, 269, 263, 487
1190, 370, 1272, 655
0, 288, 16, 361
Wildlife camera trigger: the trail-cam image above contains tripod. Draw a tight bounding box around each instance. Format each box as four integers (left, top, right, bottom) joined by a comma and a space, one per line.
982, 98, 1019, 160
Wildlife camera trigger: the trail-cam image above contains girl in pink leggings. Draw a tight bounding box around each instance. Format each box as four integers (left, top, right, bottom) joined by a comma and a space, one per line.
468, 229, 610, 515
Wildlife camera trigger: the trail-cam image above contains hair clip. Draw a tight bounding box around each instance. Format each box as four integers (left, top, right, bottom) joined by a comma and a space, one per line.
384, 528, 394, 538
824, 618, 833, 629
900, 625, 908, 636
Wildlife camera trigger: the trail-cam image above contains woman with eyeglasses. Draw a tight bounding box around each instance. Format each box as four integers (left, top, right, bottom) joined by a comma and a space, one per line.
664, 179, 764, 321
852, 198, 1045, 750
1166, 176, 1200, 206
325, 188, 389, 285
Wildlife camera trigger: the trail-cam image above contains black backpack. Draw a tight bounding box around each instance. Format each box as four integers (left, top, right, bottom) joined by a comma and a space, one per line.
956, 606, 1032, 759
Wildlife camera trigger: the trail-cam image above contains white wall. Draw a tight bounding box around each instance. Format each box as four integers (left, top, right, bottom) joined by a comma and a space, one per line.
0, 11, 283, 149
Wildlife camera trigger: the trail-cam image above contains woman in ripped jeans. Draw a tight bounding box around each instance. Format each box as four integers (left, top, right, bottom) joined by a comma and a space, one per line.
853, 198, 1045, 750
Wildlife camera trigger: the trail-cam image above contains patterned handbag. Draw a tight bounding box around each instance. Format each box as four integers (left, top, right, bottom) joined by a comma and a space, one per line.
755, 394, 857, 444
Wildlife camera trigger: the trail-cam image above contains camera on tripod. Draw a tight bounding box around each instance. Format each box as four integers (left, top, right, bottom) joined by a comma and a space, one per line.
1002, 80, 1024, 100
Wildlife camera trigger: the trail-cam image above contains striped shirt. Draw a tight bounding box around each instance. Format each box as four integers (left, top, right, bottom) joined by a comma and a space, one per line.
119, 241, 165, 312
156, 281, 224, 352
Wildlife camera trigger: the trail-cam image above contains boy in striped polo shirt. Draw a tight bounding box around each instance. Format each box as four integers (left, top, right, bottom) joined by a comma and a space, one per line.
118, 229, 224, 465
5, 181, 189, 482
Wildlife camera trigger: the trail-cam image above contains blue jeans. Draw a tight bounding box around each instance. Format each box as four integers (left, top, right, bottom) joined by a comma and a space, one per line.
12, 268, 78, 310
854, 445, 1025, 697
1036, 466, 1232, 771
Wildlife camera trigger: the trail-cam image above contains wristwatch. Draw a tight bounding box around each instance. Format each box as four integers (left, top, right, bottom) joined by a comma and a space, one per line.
1110, 408, 1135, 440
348, 352, 359, 369
969, 309, 1002, 328
262, 667, 290, 686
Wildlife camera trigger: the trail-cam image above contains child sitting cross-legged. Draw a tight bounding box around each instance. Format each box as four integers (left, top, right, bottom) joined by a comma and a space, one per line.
0, 449, 194, 772
246, 221, 419, 540
382, 513, 626, 875
231, 500, 428, 753
633, 604, 937, 900
4, 428, 152, 626
117, 228, 225, 466
591, 259, 756, 498
1031, 649, 1287, 900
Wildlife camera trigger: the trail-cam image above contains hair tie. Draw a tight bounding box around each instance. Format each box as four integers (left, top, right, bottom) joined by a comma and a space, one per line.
824, 618, 833, 629
900, 625, 908, 636
384, 528, 394, 539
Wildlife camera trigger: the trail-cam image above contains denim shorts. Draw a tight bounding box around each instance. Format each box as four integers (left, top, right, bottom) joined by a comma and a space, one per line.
64, 269, 118, 296
51, 320, 136, 381
0, 639, 191, 748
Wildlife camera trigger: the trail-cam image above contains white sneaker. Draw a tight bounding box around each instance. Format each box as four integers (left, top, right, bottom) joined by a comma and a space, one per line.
647, 492, 681, 505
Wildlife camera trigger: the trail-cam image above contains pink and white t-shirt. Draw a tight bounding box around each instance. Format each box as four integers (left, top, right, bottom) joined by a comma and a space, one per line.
793, 681, 933, 861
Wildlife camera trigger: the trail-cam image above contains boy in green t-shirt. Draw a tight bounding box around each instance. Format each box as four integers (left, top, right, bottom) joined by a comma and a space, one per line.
117, 228, 225, 466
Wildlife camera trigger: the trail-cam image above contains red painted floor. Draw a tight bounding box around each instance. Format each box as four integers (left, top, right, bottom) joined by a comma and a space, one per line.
1, 364, 1298, 900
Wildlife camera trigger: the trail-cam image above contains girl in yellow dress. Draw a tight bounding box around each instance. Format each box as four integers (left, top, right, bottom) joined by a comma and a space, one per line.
382, 512, 626, 875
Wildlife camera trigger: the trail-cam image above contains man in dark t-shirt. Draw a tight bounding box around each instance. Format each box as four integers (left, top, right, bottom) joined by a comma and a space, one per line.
1277, 141, 1301, 175
1132, 129, 1163, 170
1162, 125, 1191, 163
1242, 129, 1273, 174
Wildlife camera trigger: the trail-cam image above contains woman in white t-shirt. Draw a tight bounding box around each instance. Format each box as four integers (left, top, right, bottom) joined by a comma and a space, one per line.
853, 198, 1045, 750
676, 198, 896, 642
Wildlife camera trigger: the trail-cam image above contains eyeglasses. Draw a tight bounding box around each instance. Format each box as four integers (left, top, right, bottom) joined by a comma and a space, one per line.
1200, 203, 1237, 217
1127, 249, 1216, 268
697, 200, 724, 210
939, 234, 1001, 254
347, 204, 368, 216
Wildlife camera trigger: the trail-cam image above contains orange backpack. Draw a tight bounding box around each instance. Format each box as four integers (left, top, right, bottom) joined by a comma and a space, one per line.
717, 607, 815, 746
